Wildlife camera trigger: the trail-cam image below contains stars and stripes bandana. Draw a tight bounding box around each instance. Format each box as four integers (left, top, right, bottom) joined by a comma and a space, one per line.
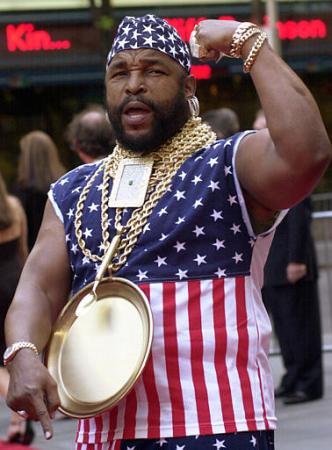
107, 14, 191, 74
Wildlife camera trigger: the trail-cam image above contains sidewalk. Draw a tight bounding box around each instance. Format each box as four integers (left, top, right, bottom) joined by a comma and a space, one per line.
0, 352, 331, 449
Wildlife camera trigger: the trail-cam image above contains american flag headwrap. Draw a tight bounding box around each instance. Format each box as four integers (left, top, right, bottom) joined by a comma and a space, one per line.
106, 14, 191, 74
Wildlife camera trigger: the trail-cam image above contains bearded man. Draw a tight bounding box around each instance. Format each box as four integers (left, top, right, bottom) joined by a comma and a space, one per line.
4, 14, 331, 450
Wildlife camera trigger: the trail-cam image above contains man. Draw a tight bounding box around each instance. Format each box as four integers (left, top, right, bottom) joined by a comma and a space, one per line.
202, 107, 240, 139
65, 104, 115, 163
4, 14, 331, 450
263, 197, 323, 404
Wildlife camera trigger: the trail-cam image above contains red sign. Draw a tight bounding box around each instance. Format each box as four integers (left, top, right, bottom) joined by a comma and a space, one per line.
6, 23, 71, 52
165, 16, 327, 42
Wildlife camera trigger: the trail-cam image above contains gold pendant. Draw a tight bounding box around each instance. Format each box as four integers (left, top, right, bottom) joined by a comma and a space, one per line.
109, 158, 154, 208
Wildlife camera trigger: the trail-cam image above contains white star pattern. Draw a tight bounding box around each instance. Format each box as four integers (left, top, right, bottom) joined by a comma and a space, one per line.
193, 198, 203, 209
88, 202, 99, 212
213, 438, 226, 449
194, 254, 207, 266
211, 209, 223, 221
175, 268, 188, 280
82, 256, 90, 265
70, 243, 78, 254
191, 175, 202, 185
59, 177, 69, 185
137, 270, 148, 281
250, 435, 257, 447
175, 216, 185, 225
66, 208, 74, 218
208, 156, 218, 167
215, 267, 227, 278
213, 239, 226, 250
98, 242, 106, 252
143, 223, 151, 233
174, 190, 186, 201
143, 35, 157, 46
232, 251, 244, 263
174, 241, 186, 252
83, 228, 93, 238
224, 165, 232, 176
156, 438, 168, 446
154, 256, 167, 267
159, 233, 169, 241
249, 238, 256, 247
230, 223, 241, 234
176, 446, 185, 450
179, 171, 187, 180
121, 24, 132, 35
158, 207, 168, 217
193, 225, 205, 237
208, 180, 221, 192
228, 194, 238, 205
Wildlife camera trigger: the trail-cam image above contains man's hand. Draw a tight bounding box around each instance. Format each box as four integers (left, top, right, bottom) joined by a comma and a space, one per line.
6, 350, 61, 440
286, 262, 307, 284
191, 20, 240, 61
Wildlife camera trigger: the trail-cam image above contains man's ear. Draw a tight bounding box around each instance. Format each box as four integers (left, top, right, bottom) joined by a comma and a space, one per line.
184, 75, 196, 98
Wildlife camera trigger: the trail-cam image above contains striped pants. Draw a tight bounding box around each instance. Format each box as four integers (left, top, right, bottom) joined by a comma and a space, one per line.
76, 431, 275, 450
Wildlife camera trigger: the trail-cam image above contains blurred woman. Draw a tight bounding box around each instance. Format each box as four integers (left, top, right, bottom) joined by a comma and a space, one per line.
14, 131, 66, 250
0, 171, 32, 444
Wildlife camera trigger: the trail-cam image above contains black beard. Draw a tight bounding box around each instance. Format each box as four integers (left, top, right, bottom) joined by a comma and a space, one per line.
107, 89, 190, 154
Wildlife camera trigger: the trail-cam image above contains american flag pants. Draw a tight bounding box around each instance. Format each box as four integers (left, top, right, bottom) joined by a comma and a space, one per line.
76, 430, 275, 450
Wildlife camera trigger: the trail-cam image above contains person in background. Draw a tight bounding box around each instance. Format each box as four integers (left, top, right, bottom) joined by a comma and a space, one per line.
253, 108, 267, 130
13, 131, 66, 250
65, 104, 115, 164
262, 198, 323, 404
0, 171, 33, 444
202, 107, 240, 139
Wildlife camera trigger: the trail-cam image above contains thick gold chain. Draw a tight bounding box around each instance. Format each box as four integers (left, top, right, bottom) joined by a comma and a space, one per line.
74, 117, 216, 271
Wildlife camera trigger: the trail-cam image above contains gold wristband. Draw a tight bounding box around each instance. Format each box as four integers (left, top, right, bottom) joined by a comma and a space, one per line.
229, 22, 260, 58
243, 32, 267, 73
3, 341, 39, 366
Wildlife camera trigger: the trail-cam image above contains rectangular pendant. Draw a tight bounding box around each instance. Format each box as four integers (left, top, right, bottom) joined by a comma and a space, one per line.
109, 158, 154, 208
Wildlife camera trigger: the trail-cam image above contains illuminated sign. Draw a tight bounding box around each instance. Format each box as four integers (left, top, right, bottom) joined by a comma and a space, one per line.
165, 16, 327, 42
0, 5, 331, 84
4, 15, 327, 55
6, 24, 71, 52
0, 0, 314, 12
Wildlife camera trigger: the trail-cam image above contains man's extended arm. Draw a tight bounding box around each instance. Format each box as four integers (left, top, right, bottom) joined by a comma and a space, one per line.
5, 200, 71, 439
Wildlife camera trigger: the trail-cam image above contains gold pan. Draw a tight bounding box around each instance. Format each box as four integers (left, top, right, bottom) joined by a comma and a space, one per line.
44, 232, 153, 418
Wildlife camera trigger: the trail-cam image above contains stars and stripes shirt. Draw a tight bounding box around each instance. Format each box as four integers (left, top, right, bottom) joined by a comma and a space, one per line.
49, 132, 280, 445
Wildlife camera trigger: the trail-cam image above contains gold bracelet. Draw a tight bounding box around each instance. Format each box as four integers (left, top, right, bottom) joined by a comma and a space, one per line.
229, 22, 259, 58
243, 32, 267, 73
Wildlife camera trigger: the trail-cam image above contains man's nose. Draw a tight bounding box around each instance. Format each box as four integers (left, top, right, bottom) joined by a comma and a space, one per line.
125, 72, 146, 95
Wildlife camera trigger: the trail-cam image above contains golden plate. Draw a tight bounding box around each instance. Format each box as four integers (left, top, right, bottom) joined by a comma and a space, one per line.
44, 277, 153, 418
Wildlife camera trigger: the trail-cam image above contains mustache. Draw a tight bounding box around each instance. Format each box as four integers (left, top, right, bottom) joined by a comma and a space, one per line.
117, 95, 157, 115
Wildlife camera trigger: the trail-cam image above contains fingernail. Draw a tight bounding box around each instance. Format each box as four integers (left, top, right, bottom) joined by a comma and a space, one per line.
45, 431, 52, 440
50, 411, 55, 419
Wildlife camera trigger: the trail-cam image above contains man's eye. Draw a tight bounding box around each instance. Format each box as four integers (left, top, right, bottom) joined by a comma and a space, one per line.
112, 71, 127, 78
147, 69, 164, 75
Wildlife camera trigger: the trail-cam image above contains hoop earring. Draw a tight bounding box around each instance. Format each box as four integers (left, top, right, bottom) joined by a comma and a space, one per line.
187, 95, 200, 118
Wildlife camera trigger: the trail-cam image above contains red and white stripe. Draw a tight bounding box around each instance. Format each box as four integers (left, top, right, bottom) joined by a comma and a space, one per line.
76, 276, 276, 444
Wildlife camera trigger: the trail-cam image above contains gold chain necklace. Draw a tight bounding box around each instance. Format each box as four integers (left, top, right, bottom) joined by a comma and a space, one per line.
74, 117, 216, 272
